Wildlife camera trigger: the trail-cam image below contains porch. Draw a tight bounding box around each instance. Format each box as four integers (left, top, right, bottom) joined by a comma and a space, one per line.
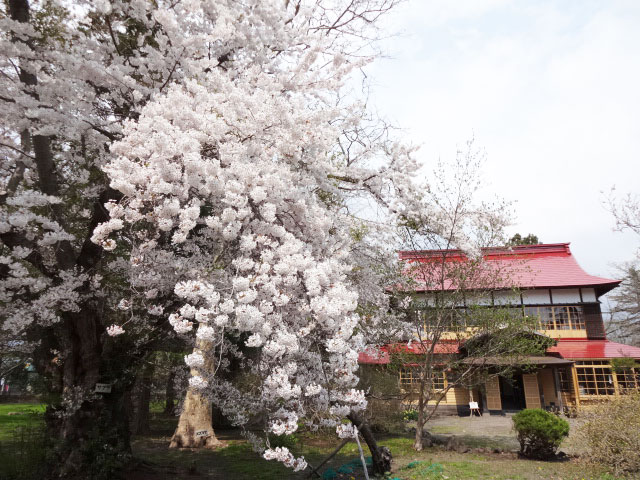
474, 357, 575, 414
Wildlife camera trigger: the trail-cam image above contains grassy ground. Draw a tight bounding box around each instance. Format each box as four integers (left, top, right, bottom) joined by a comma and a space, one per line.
129, 427, 624, 480
128, 411, 624, 480
0, 403, 45, 441
0, 403, 47, 480
0, 404, 628, 480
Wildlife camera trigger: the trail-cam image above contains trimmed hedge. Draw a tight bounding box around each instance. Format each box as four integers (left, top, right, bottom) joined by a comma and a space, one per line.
512, 409, 569, 459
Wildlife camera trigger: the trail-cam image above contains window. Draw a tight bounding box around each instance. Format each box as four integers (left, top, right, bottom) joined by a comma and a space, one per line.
616, 368, 640, 392
557, 368, 572, 393
539, 307, 555, 329
525, 306, 586, 331
554, 307, 570, 330
399, 367, 445, 390
567, 306, 585, 329
575, 361, 615, 396
418, 309, 469, 332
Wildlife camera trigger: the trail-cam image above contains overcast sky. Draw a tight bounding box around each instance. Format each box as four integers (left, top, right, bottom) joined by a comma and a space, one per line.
365, 0, 640, 295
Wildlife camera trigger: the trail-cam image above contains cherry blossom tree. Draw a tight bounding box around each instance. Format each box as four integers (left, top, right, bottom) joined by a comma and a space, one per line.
98, 3, 421, 471
1, 0, 413, 475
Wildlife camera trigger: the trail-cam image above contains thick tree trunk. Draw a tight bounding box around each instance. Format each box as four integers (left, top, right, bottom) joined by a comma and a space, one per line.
169, 387, 222, 448
169, 341, 222, 449
39, 308, 135, 478
348, 411, 392, 476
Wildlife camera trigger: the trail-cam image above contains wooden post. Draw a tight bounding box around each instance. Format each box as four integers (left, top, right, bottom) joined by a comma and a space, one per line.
611, 367, 620, 396
553, 367, 563, 410
570, 364, 581, 408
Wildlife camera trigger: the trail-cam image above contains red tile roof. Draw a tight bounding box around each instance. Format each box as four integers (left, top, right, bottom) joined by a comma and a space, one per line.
360, 339, 640, 365
548, 339, 640, 359
399, 243, 619, 296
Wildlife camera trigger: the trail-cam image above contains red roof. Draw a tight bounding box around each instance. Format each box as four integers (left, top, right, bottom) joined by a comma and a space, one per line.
360, 339, 640, 364
399, 243, 619, 296
548, 339, 640, 359
358, 341, 459, 365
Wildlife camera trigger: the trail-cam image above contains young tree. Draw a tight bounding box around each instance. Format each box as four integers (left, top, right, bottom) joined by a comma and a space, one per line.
393, 144, 550, 451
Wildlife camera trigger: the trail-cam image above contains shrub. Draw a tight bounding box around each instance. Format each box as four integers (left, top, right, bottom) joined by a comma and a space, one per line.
579, 393, 640, 475
268, 433, 298, 450
512, 408, 569, 459
402, 409, 419, 422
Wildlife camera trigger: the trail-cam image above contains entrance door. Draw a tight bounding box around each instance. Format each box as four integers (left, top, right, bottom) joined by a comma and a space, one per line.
499, 375, 526, 411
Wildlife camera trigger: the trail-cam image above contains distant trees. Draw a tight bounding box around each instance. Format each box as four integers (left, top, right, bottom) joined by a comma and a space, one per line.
607, 264, 640, 346
606, 191, 640, 346
507, 233, 540, 246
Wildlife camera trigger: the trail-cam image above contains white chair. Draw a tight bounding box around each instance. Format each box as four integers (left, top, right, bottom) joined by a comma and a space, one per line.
469, 401, 481, 417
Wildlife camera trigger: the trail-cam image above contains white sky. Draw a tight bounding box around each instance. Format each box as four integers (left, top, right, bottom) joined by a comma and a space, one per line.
364, 0, 640, 294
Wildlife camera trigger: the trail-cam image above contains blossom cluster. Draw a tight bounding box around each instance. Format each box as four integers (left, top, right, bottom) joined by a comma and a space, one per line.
0, 0, 425, 472
263, 447, 307, 472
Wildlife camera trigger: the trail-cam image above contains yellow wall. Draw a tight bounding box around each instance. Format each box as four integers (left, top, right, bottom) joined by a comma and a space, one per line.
538, 329, 587, 339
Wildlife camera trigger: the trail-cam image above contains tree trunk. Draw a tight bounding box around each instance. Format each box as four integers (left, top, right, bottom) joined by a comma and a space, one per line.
414, 393, 425, 451
129, 362, 153, 435
169, 341, 222, 449
414, 367, 431, 452
37, 308, 135, 478
348, 411, 392, 476
164, 369, 177, 416
169, 387, 222, 448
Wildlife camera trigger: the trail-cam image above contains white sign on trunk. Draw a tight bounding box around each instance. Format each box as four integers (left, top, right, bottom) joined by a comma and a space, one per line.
195, 429, 210, 438
95, 383, 112, 393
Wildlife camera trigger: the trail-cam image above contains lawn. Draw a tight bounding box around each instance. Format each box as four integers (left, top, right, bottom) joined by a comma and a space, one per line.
0, 403, 45, 441
0, 403, 47, 480
0, 404, 628, 480
129, 428, 625, 480
127, 410, 625, 480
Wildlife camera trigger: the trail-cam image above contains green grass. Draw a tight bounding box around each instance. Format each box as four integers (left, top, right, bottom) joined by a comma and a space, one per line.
0, 403, 47, 480
0, 403, 45, 441
128, 424, 629, 480
393, 455, 626, 480
0, 405, 630, 480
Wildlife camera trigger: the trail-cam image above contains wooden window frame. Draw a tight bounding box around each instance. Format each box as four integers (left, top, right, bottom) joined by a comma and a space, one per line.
575, 360, 615, 397
399, 367, 446, 391
525, 305, 586, 331
616, 367, 640, 392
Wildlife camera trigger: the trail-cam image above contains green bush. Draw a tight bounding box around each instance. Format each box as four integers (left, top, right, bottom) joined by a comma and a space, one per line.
402, 409, 419, 422
579, 393, 640, 475
512, 408, 569, 459
268, 433, 298, 450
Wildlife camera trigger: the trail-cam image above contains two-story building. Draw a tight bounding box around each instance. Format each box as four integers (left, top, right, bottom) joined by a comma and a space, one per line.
359, 243, 640, 414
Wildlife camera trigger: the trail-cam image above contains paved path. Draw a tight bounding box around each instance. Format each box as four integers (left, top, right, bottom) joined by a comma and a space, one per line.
422, 413, 583, 454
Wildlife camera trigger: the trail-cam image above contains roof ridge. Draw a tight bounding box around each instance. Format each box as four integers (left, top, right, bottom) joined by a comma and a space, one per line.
398, 243, 571, 259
